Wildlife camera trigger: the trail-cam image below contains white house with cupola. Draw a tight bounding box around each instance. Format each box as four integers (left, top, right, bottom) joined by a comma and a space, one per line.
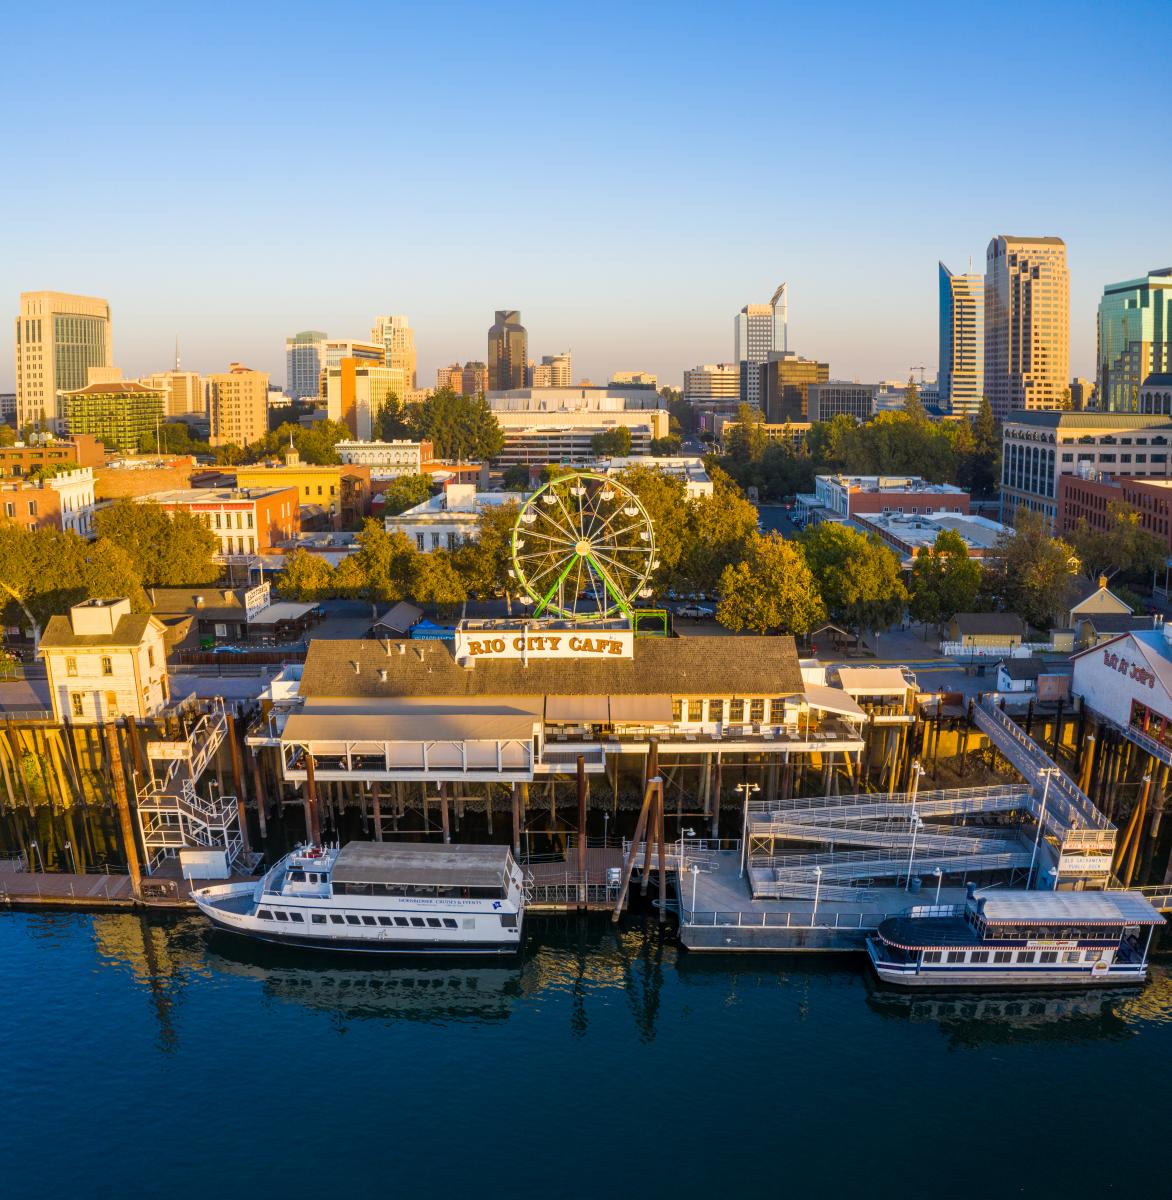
38, 598, 170, 724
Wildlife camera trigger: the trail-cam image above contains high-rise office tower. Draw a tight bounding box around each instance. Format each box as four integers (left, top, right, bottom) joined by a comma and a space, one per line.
1097, 269, 1172, 412
984, 236, 1069, 419
14, 291, 113, 431
141, 370, 204, 417
286, 330, 327, 401
371, 315, 417, 391
326, 360, 406, 439
531, 352, 572, 388
938, 263, 984, 418
488, 310, 528, 391
207, 363, 269, 448
734, 302, 785, 408
759, 352, 829, 422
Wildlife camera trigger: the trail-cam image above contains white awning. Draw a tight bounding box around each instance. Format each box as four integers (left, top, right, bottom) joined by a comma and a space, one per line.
609, 695, 674, 723
283, 702, 540, 745
801, 684, 866, 720
545, 695, 610, 722
248, 601, 317, 625
834, 667, 914, 696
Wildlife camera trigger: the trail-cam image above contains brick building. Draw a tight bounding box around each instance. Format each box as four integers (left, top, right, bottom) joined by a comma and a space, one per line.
1058, 473, 1172, 550
143, 486, 301, 555
0, 434, 104, 479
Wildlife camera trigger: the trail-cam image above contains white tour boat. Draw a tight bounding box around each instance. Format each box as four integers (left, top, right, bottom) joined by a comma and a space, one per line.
192, 841, 526, 955
866, 886, 1164, 987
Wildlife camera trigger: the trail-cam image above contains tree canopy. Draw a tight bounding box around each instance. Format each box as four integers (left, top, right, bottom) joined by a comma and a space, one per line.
243, 419, 350, 465
380, 473, 432, 517
408, 388, 504, 461
717, 533, 825, 634
909, 528, 984, 631
1068, 500, 1166, 584
590, 427, 632, 456
93, 500, 220, 586
802, 522, 908, 637
992, 508, 1079, 630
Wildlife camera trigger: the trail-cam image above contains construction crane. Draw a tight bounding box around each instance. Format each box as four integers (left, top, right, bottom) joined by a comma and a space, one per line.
770, 283, 788, 353
909, 365, 927, 384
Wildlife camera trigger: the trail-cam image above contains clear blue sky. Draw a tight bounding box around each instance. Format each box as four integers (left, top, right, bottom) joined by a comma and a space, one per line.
3, 0, 1169, 392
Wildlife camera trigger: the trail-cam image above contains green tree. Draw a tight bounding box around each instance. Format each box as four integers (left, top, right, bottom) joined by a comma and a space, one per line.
994, 508, 1079, 629
244, 419, 349, 465
412, 549, 467, 615
455, 501, 520, 610
0, 425, 16, 448
616, 464, 690, 589
903, 375, 928, 423
717, 534, 826, 634
803, 522, 909, 640
1069, 500, 1166, 584
381, 473, 433, 517
590, 427, 633, 457
649, 434, 683, 455
909, 529, 984, 634
501, 464, 532, 491
659, 387, 696, 437
93, 501, 220, 586
678, 469, 759, 593
724, 403, 768, 464
408, 388, 504, 460
276, 549, 336, 601
375, 393, 412, 441
349, 520, 420, 604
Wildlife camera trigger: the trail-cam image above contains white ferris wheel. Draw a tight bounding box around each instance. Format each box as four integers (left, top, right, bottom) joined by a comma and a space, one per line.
510, 471, 658, 620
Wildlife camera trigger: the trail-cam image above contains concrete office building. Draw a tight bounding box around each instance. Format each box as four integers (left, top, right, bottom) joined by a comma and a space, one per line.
1000, 410, 1172, 524
286, 331, 327, 401
1069, 378, 1096, 410
61, 380, 164, 454
531, 352, 573, 388
141, 370, 203, 418
1097, 269, 1172, 412
14, 291, 113, 431
938, 263, 984, 417
985, 236, 1069, 419
735, 303, 784, 408
684, 363, 741, 408
488, 311, 528, 391
1139, 374, 1172, 415
807, 382, 875, 422
760, 352, 829, 423
325, 360, 406, 440
336, 440, 433, 478
611, 371, 657, 389
436, 361, 488, 396
207, 363, 269, 449
371, 315, 417, 391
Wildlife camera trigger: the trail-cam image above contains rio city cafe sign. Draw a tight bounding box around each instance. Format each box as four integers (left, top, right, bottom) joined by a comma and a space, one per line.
455, 626, 634, 664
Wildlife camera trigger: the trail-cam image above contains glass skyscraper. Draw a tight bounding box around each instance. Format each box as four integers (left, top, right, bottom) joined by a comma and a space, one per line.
285, 330, 327, 401
1097, 270, 1172, 412
488, 311, 527, 391
938, 263, 984, 418
734, 303, 784, 408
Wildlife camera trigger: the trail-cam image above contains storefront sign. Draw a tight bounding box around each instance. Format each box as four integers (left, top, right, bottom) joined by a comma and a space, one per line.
1057, 854, 1114, 874
244, 582, 271, 620
455, 626, 634, 663
1102, 649, 1156, 689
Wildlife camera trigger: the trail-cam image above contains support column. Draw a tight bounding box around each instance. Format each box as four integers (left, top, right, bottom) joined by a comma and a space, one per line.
250, 752, 267, 840
577, 755, 587, 909
304, 754, 321, 845
440, 782, 451, 844
511, 783, 522, 856
225, 711, 251, 857
104, 723, 141, 896
372, 784, 383, 841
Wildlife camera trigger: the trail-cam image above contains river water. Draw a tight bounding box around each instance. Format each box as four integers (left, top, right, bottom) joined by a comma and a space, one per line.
3, 909, 1170, 1199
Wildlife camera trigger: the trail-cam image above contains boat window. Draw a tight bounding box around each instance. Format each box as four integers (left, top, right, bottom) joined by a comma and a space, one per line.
1084, 949, 1102, 962
1039, 951, 1057, 963
1017, 951, 1035, 963
946, 950, 966, 963
362, 916, 377, 926
330, 915, 345, 924
463, 918, 476, 930
311, 914, 327, 924
307, 873, 318, 883
993, 951, 1012, 963
970, 951, 989, 963
499, 913, 518, 929
1062, 950, 1081, 963
922, 951, 941, 963
289, 912, 304, 922
377, 916, 393, 926
258, 909, 273, 920
394, 917, 410, 927
426, 918, 441, 928
443, 919, 457, 929
289, 871, 305, 883
410, 917, 425, 928
274, 911, 289, 922
345, 915, 362, 926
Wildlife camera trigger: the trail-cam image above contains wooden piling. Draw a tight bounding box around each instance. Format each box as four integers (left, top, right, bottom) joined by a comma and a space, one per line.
225, 712, 251, 856
304, 754, 321, 844
576, 755, 587, 909
440, 782, 451, 844
103, 722, 141, 896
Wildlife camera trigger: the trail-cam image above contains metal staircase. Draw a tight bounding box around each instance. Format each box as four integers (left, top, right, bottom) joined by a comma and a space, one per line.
136, 698, 253, 875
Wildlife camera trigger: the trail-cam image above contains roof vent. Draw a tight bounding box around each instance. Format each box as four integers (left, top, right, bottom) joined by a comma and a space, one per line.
351, 660, 361, 674
193, 595, 204, 608
398, 643, 406, 655
378, 668, 388, 682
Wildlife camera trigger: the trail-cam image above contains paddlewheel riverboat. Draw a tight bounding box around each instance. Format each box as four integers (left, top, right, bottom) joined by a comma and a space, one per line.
192, 842, 526, 955
867, 886, 1164, 987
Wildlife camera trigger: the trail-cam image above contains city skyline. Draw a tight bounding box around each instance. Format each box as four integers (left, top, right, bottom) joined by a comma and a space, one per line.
3, 1, 1170, 393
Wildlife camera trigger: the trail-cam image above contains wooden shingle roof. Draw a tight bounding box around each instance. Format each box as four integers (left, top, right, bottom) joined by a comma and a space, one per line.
298, 635, 803, 699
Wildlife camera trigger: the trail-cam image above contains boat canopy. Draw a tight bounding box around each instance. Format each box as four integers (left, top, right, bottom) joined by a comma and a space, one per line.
331, 842, 512, 890
978, 892, 1164, 926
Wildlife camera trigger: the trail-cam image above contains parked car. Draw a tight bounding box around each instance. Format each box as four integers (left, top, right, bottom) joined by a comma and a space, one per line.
677, 603, 715, 620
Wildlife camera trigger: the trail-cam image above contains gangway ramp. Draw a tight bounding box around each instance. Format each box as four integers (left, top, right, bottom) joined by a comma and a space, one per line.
750, 818, 1023, 856
749, 784, 1031, 828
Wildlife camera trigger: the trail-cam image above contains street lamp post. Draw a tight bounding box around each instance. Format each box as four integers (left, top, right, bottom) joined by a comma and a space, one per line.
932, 866, 943, 905
690, 862, 700, 922
64, 841, 75, 873
736, 782, 761, 878
812, 865, 823, 926
603, 811, 609, 846
1029, 767, 1059, 889
904, 760, 926, 891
